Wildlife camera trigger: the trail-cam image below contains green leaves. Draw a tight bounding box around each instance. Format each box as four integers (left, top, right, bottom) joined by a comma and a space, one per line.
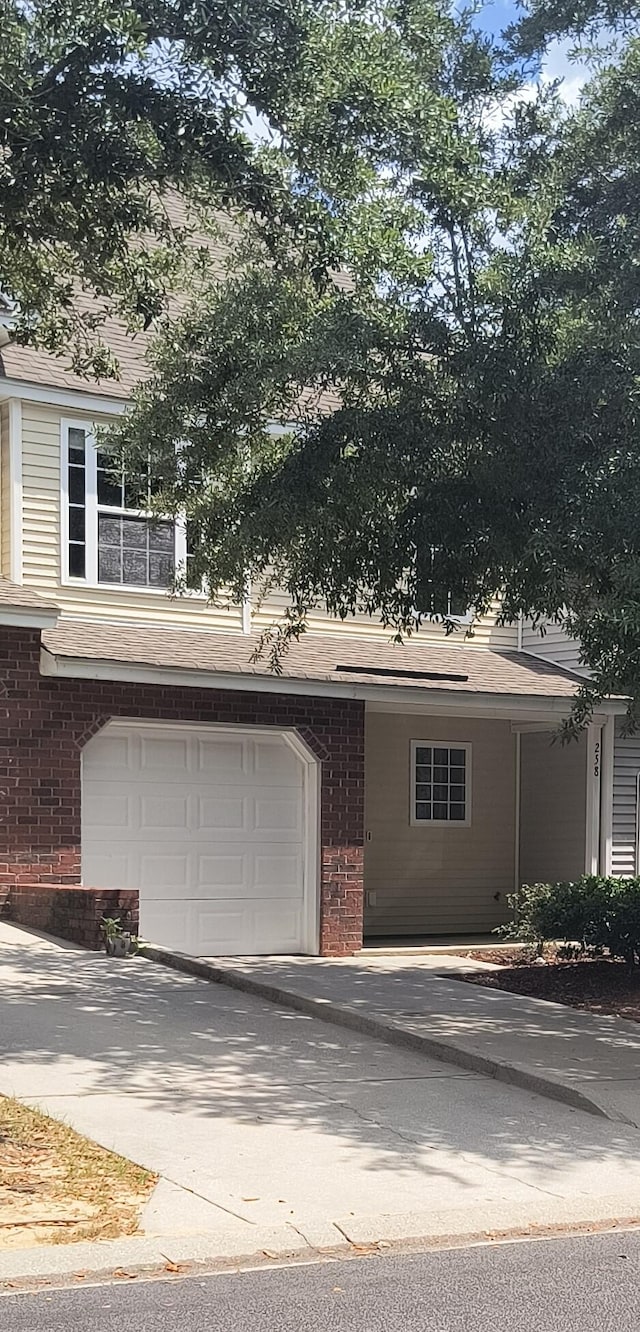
8, 1, 640, 727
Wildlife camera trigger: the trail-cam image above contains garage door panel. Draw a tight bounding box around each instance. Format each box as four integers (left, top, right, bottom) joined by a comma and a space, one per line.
140, 736, 190, 774
83, 791, 130, 830
192, 902, 252, 954
197, 854, 246, 891
254, 853, 302, 896
139, 795, 189, 830
254, 741, 301, 783
82, 725, 312, 956
197, 795, 247, 831
142, 899, 191, 954
83, 847, 130, 888
196, 738, 247, 780
91, 735, 130, 768
253, 903, 303, 952
139, 854, 190, 892
254, 795, 302, 834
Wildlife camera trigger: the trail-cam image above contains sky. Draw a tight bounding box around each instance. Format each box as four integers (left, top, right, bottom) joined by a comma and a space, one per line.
473, 0, 592, 104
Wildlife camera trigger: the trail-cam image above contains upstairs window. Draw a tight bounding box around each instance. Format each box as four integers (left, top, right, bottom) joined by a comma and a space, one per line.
411, 740, 471, 826
63, 421, 185, 589
414, 549, 473, 624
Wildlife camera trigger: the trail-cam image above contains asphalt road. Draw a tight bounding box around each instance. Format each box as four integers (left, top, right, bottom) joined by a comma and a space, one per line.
2, 1233, 640, 1332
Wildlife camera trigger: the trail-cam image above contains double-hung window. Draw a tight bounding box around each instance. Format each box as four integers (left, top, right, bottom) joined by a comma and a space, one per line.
63, 421, 186, 589
411, 740, 471, 826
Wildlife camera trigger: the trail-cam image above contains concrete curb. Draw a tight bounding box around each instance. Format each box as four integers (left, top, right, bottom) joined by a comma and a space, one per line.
138, 946, 622, 1126
3, 1200, 640, 1289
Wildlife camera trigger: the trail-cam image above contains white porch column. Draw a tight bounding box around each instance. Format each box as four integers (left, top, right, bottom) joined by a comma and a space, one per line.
599, 715, 615, 876
585, 723, 603, 875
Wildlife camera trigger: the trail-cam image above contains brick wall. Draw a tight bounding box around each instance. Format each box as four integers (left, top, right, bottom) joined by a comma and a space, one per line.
5, 883, 138, 950
0, 628, 365, 955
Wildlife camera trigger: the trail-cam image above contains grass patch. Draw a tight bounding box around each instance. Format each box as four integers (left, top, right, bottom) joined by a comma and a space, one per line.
0, 1095, 157, 1249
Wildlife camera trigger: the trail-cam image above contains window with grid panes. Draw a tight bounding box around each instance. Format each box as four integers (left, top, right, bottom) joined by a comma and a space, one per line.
96, 448, 174, 588
412, 742, 470, 823
64, 424, 180, 588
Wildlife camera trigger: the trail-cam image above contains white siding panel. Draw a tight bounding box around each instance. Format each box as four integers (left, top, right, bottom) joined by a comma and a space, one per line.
253, 590, 519, 651
612, 722, 640, 877
19, 402, 245, 631
522, 619, 585, 672
0, 402, 10, 578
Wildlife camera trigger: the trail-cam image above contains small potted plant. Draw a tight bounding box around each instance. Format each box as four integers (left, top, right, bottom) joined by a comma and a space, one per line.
100, 915, 137, 958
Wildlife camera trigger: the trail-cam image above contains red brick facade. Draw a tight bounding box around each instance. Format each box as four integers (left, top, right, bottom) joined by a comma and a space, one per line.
0, 627, 365, 955
6, 883, 138, 950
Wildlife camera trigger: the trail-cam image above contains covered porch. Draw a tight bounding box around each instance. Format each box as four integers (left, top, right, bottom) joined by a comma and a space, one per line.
363, 697, 618, 943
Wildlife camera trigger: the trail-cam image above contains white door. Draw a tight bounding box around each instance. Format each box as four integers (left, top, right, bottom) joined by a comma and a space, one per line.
82, 723, 312, 956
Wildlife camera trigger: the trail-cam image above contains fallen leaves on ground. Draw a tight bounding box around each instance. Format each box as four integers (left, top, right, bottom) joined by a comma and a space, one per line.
0, 1096, 156, 1250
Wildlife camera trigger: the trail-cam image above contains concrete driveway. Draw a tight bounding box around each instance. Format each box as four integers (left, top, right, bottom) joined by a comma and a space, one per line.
3, 922, 640, 1254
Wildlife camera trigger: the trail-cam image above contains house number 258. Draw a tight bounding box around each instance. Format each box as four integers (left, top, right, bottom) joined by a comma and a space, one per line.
594, 741, 600, 778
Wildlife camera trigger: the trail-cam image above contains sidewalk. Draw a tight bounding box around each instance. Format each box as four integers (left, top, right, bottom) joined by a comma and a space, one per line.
143, 949, 640, 1129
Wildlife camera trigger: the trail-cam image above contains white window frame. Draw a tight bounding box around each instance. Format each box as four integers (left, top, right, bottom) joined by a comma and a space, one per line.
61, 418, 189, 594
413, 599, 474, 627
410, 739, 472, 828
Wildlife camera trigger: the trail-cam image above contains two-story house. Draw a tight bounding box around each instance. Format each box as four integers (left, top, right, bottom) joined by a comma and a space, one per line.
0, 299, 626, 958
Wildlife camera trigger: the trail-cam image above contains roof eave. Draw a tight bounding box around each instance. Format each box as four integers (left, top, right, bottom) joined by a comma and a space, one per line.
2, 606, 59, 629
39, 646, 624, 717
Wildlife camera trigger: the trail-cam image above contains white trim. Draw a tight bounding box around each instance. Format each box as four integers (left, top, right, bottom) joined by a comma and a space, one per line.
510, 721, 559, 733
410, 738, 472, 827
0, 380, 127, 414
636, 773, 640, 877
39, 646, 627, 716
242, 581, 252, 635
283, 728, 321, 954
61, 419, 182, 593
517, 615, 523, 652
600, 714, 615, 875
585, 724, 602, 874
82, 716, 321, 956
0, 606, 58, 628
514, 730, 521, 892
8, 398, 23, 582
521, 645, 590, 678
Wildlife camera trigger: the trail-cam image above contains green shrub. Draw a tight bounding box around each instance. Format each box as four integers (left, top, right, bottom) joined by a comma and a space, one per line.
500, 876, 640, 964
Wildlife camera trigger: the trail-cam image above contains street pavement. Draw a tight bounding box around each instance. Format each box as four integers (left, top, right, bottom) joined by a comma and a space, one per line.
2, 1232, 640, 1331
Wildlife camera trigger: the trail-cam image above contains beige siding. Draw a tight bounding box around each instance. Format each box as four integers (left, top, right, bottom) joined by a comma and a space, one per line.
253, 590, 519, 650
522, 619, 584, 672
364, 712, 515, 937
0, 402, 10, 578
612, 721, 640, 877
20, 402, 244, 631
519, 732, 587, 885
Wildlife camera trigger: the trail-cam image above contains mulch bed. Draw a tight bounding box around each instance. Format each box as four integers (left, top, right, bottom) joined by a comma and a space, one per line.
454, 950, 640, 1022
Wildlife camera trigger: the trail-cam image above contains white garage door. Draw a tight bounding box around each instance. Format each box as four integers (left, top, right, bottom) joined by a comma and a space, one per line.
82, 723, 314, 956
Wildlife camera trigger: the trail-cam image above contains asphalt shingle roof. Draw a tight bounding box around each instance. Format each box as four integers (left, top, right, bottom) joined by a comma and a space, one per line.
0, 578, 59, 612
42, 619, 585, 699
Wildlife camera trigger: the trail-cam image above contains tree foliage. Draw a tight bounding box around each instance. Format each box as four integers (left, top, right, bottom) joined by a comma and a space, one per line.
112, 0, 640, 726
1, 0, 397, 370
9, 1, 640, 727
